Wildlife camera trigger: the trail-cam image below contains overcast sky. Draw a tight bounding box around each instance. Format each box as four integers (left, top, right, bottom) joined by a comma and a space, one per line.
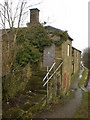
36, 0, 88, 51
0, 0, 89, 51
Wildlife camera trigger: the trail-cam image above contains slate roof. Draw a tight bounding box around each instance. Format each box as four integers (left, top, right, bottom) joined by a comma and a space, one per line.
45, 25, 73, 41
45, 26, 63, 32
72, 46, 81, 52
30, 8, 40, 11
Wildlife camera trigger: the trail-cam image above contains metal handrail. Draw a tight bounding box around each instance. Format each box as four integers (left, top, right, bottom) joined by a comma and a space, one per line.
43, 62, 56, 81
43, 61, 63, 86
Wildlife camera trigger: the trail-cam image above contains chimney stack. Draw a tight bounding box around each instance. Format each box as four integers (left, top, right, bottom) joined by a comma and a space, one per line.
30, 8, 40, 25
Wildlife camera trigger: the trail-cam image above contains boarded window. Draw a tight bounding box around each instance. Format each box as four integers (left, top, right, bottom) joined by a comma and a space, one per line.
43, 44, 55, 67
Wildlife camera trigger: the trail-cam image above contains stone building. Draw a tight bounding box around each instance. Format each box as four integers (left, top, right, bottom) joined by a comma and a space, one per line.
1, 8, 81, 101
28, 8, 81, 99
42, 26, 73, 99
72, 47, 81, 74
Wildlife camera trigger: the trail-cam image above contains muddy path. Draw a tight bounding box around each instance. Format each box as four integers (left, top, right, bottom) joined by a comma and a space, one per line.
35, 69, 84, 118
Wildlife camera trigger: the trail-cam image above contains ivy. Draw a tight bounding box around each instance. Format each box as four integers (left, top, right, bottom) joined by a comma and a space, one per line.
15, 41, 41, 67
15, 25, 52, 67
15, 25, 69, 67
60, 31, 69, 41
16, 25, 52, 51
53, 31, 69, 46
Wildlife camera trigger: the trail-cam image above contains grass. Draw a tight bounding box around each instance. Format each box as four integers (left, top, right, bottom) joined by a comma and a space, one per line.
78, 67, 88, 87
73, 91, 89, 118
73, 67, 89, 118
71, 70, 80, 82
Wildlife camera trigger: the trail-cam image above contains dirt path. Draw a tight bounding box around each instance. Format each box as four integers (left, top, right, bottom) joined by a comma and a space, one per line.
35, 69, 84, 118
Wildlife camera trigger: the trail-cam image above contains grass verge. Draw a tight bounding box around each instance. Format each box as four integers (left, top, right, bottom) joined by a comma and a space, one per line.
78, 67, 88, 87
73, 67, 89, 118
73, 91, 89, 118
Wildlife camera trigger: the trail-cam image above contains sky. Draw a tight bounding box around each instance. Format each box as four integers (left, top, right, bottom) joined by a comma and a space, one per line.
0, 0, 89, 51
36, 0, 89, 51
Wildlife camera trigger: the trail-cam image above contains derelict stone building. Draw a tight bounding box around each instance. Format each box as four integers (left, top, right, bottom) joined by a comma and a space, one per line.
1, 8, 81, 101
28, 8, 81, 99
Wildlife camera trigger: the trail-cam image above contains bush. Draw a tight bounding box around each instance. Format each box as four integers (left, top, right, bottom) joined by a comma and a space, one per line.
15, 25, 52, 67
15, 41, 41, 67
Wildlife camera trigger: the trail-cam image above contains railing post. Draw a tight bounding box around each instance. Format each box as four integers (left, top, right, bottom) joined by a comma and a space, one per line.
43, 62, 63, 86
46, 66, 49, 103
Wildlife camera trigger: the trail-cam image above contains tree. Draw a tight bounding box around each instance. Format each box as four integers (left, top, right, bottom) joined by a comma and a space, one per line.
0, 0, 28, 76
0, 0, 40, 29
0, 0, 41, 74
1, 0, 44, 103
0, 0, 40, 41
82, 47, 90, 70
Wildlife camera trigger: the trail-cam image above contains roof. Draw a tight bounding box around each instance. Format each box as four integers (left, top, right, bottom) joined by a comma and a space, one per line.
72, 46, 81, 52
30, 8, 40, 11
45, 26, 63, 32
45, 25, 73, 41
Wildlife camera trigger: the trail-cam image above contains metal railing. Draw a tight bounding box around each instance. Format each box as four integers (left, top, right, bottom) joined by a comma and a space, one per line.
43, 62, 56, 82
43, 58, 64, 87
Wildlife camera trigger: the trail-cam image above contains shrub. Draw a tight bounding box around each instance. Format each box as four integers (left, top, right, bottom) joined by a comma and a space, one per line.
15, 41, 41, 67
15, 25, 52, 67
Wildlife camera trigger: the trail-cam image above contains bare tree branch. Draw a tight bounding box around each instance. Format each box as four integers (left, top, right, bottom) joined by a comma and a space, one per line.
12, 0, 23, 27
6, 1, 12, 28
18, 1, 25, 28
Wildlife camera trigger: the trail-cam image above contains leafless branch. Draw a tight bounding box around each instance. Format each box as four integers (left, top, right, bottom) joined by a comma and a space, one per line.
18, 1, 24, 28
25, 2, 41, 9
6, 1, 12, 28
12, 0, 23, 27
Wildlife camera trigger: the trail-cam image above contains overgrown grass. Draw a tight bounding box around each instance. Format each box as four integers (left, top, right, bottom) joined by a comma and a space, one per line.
78, 67, 88, 87
73, 91, 89, 118
71, 69, 80, 82
73, 67, 89, 118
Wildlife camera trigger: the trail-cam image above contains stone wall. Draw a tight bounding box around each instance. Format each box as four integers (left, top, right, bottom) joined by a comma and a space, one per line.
42, 38, 73, 100
72, 47, 81, 74
61, 40, 72, 93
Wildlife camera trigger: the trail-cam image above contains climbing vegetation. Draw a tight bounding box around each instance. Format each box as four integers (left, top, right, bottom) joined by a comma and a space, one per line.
53, 31, 69, 46
15, 40, 42, 67
15, 25, 69, 67
15, 25, 52, 67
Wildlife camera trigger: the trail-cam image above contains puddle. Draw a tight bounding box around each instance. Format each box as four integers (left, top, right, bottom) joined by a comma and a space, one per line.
79, 75, 82, 79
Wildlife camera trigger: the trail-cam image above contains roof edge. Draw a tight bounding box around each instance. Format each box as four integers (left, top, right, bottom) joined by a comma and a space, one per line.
72, 46, 82, 52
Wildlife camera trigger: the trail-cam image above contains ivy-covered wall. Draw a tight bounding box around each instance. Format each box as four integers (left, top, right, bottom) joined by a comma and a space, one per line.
2, 25, 52, 100
2, 24, 74, 101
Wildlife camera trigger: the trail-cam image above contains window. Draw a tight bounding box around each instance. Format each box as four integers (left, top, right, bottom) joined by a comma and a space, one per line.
67, 44, 70, 56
